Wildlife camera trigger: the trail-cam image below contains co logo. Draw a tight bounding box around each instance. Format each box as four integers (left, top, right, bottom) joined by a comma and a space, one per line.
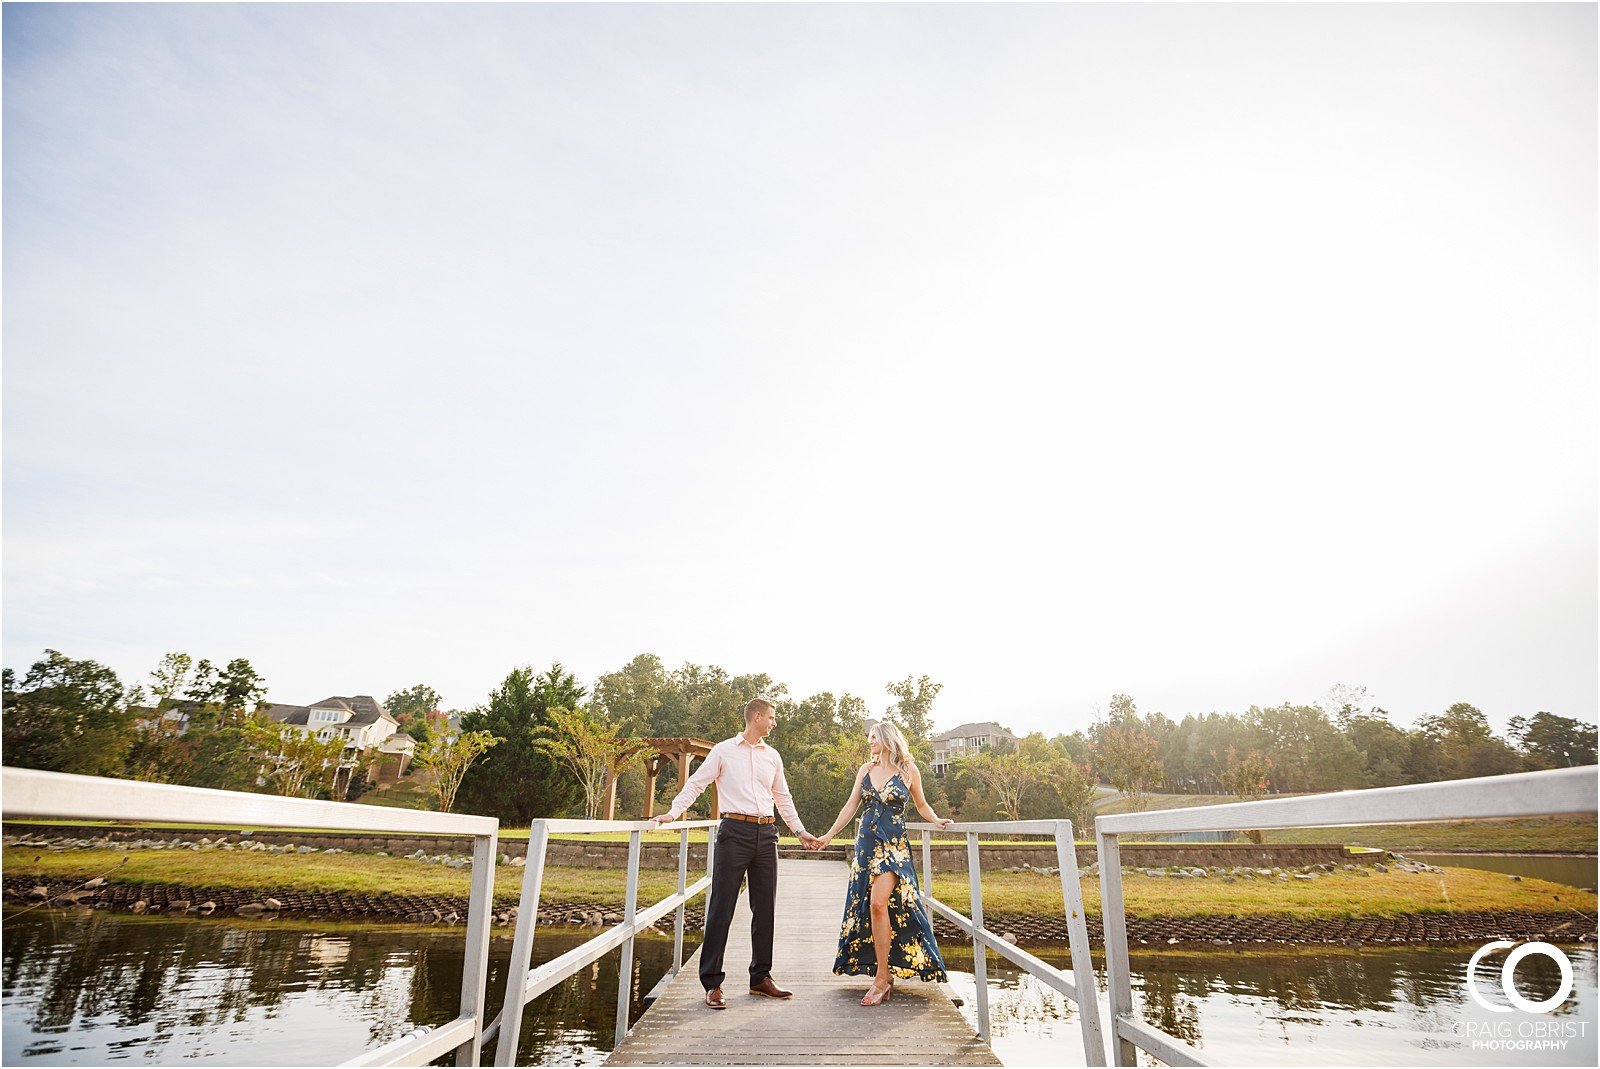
1465, 941, 1573, 1014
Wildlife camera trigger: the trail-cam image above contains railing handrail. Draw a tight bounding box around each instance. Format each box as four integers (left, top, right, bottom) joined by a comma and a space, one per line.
1096, 764, 1599, 835
906, 818, 1061, 833
909, 817, 1108, 1066
539, 817, 719, 833
488, 817, 719, 1065
1, 766, 497, 835
0, 767, 501, 1068
1094, 764, 1600, 1068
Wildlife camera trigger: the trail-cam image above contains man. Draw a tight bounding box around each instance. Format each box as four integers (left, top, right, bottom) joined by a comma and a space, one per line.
653, 697, 819, 1008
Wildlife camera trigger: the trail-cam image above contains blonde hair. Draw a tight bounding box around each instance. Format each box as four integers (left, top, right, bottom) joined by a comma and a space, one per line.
868, 720, 914, 772
743, 697, 775, 721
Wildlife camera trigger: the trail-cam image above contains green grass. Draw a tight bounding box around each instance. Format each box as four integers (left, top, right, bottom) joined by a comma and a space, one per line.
2, 847, 684, 905
6, 845, 1591, 921
929, 866, 1594, 919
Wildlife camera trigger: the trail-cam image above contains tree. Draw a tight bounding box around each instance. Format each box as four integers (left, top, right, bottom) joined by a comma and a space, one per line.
956, 750, 1052, 821
1096, 697, 1163, 812
186, 657, 268, 710
884, 675, 942, 745
148, 652, 194, 707
1060, 762, 1096, 830
535, 706, 650, 819
2, 650, 137, 776
1508, 712, 1598, 769
385, 684, 443, 725
1217, 747, 1273, 800
1415, 702, 1521, 780
417, 730, 503, 813
1338, 709, 1412, 787
591, 654, 668, 733
456, 663, 584, 821
250, 718, 347, 798
792, 733, 873, 832
1247, 703, 1363, 791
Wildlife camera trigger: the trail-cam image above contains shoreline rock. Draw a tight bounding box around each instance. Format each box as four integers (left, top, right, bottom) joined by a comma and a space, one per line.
4, 876, 1592, 948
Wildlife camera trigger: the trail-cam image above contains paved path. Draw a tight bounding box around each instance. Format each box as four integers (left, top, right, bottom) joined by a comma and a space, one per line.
606, 859, 1001, 1066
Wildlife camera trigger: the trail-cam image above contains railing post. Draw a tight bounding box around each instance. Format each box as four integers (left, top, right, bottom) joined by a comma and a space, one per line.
1096, 829, 1137, 1067
456, 829, 498, 1067
1056, 820, 1107, 1066
966, 831, 989, 1042
614, 829, 642, 1049
673, 826, 689, 975
493, 821, 549, 1067
921, 829, 933, 902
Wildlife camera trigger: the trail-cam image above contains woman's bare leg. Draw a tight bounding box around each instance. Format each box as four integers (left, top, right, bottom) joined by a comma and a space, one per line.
865, 871, 897, 1001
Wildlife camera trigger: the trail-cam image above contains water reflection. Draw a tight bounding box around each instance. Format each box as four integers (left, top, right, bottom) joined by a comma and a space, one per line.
2, 908, 686, 1065
6, 908, 1596, 1067
939, 944, 1598, 1067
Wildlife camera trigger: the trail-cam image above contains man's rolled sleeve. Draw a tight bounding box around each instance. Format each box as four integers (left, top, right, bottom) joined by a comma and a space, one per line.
666, 744, 722, 820
771, 753, 806, 836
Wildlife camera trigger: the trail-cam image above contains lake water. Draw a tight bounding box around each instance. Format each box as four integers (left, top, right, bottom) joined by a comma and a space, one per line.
1408, 853, 1596, 890
3, 908, 1595, 1066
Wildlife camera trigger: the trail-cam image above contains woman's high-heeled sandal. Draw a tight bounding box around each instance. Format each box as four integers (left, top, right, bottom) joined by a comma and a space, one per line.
860, 981, 892, 1006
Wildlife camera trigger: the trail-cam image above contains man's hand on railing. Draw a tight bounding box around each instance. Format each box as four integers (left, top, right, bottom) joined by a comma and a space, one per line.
651, 811, 678, 825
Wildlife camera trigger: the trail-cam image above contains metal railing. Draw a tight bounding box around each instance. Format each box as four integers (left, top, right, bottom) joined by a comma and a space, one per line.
1094, 764, 1600, 1067
485, 817, 720, 1066
1, 767, 500, 1068
906, 819, 1108, 1066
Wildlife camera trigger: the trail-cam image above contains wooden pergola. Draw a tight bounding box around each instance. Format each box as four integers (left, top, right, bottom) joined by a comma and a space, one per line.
600, 736, 718, 820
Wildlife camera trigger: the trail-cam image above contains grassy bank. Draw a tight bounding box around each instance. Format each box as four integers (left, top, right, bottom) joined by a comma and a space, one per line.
6, 847, 1592, 921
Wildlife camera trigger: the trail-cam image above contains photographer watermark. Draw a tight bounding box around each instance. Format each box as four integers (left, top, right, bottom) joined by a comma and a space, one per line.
1454, 941, 1584, 1052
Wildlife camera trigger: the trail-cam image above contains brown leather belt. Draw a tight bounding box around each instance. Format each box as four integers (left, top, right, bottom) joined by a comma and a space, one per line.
721, 813, 775, 825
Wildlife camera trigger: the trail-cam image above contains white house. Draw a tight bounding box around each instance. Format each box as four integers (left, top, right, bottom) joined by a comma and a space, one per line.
266, 695, 400, 750
930, 721, 1019, 774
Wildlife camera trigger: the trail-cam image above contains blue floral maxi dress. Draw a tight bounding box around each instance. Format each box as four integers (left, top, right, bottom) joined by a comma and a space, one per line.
832, 771, 948, 982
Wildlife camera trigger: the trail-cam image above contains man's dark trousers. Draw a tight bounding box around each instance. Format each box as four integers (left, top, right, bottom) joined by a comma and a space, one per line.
699, 818, 778, 991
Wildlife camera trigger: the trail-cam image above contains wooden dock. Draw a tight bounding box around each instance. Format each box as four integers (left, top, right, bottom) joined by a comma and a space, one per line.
606, 859, 1001, 1066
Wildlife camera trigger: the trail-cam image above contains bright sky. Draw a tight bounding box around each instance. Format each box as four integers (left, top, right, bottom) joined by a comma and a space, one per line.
4, 3, 1595, 737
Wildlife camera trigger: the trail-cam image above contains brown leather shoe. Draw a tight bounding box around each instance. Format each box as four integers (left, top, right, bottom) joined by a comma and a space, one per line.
749, 976, 793, 999
704, 987, 727, 1009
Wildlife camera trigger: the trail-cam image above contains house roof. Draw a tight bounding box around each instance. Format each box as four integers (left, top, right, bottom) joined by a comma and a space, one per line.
930, 721, 1017, 744
263, 695, 396, 728
311, 695, 396, 727
264, 702, 312, 726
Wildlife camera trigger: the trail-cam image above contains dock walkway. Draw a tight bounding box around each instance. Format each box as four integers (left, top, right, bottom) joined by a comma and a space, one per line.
606, 859, 1001, 1066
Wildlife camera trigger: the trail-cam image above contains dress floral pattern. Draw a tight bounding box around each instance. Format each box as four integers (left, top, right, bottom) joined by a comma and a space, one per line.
832, 770, 948, 982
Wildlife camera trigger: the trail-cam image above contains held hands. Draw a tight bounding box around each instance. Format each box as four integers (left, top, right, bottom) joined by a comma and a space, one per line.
803, 833, 832, 851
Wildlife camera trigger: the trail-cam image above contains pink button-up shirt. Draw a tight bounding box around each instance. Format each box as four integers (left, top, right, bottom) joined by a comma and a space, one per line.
666, 733, 807, 835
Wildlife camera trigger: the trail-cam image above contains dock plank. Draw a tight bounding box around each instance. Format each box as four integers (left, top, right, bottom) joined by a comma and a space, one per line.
606, 859, 1000, 1066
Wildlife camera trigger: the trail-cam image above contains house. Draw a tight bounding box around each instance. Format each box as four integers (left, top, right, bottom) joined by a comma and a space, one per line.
930, 721, 1019, 774
373, 733, 417, 783
267, 695, 400, 750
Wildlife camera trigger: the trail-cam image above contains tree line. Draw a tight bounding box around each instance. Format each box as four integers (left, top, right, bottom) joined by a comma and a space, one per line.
3, 649, 1593, 831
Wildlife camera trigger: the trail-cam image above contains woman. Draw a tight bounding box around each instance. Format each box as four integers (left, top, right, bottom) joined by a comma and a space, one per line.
815, 720, 953, 1005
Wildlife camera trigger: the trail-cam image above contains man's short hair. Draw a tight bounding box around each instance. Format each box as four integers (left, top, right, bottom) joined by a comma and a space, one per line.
743, 697, 776, 721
